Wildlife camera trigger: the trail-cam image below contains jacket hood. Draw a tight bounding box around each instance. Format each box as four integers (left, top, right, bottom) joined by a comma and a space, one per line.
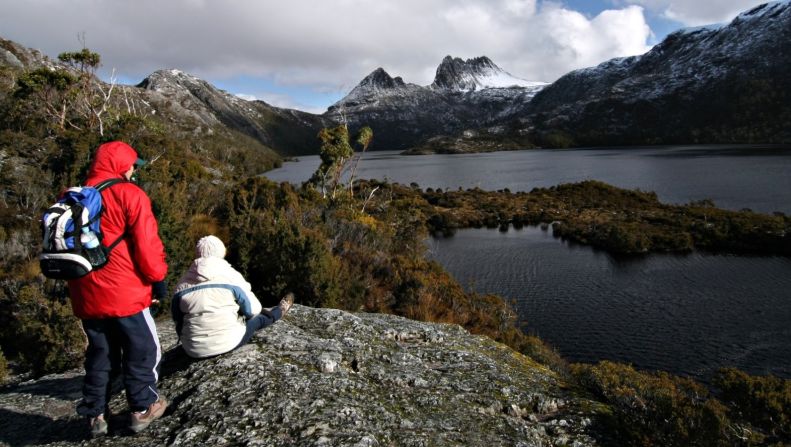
185, 257, 234, 283
88, 141, 139, 181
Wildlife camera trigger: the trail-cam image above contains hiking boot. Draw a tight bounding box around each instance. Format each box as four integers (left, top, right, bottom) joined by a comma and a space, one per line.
279, 292, 295, 315
89, 414, 108, 438
129, 397, 167, 433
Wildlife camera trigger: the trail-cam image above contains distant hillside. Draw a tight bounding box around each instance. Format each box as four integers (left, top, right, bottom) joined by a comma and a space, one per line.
5, 0, 789, 155
0, 37, 327, 157
137, 69, 328, 156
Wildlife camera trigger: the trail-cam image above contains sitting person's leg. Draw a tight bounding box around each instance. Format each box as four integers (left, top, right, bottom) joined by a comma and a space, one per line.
235, 293, 294, 348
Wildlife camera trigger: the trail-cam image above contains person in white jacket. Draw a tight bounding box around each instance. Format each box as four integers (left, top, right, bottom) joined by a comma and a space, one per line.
172, 235, 293, 358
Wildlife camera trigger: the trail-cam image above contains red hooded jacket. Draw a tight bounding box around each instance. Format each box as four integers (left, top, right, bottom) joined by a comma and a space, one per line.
67, 141, 168, 319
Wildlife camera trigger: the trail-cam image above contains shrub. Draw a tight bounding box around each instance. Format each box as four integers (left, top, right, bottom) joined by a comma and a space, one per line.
574, 361, 732, 446
226, 180, 344, 308
714, 368, 791, 442
1, 283, 85, 376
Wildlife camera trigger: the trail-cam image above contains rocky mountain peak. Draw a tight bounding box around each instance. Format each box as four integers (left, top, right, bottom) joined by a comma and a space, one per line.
431, 55, 543, 91
330, 67, 415, 108
136, 69, 214, 94
358, 67, 406, 90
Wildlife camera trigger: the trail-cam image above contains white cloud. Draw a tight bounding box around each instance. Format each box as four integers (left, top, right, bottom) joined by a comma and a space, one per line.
621, 0, 769, 25
517, 4, 651, 79
0, 0, 653, 106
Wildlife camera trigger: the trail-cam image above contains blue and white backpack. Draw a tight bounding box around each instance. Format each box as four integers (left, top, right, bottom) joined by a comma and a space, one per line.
39, 178, 125, 280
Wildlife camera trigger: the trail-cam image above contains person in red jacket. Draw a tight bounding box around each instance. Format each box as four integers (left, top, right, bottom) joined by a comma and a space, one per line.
68, 141, 169, 437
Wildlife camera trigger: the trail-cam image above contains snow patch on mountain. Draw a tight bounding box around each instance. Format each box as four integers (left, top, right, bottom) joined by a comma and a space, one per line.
431, 56, 546, 92
472, 71, 548, 90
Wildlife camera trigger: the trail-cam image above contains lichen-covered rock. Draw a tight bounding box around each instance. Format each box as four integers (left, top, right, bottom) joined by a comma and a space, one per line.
0, 305, 601, 446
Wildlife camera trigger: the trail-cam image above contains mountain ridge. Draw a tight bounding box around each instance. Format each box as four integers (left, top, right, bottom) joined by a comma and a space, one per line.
325, 55, 546, 150
329, 0, 791, 151
3, 0, 790, 155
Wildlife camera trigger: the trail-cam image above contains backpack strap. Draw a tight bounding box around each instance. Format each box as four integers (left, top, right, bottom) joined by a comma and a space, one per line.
94, 178, 126, 192
93, 178, 128, 251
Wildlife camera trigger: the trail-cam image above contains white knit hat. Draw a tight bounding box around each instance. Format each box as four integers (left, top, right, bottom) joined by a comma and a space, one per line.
196, 235, 226, 259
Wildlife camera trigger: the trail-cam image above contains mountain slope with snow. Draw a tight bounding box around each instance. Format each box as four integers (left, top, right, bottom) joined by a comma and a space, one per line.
431, 56, 546, 91
325, 56, 547, 150
327, 0, 791, 152
520, 0, 791, 147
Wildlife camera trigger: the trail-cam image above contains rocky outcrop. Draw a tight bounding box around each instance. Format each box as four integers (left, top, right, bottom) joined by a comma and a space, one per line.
0, 38, 52, 71
0, 305, 601, 446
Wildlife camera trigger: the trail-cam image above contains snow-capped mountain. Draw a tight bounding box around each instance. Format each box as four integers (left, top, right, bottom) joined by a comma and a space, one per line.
520, 0, 791, 147
327, 1, 791, 151
431, 56, 547, 91
325, 56, 547, 150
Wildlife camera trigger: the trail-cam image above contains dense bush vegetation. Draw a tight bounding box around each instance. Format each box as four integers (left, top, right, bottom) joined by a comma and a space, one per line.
714, 368, 791, 443
573, 362, 791, 446
575, 361, 732, 446
0, 46, 277, 377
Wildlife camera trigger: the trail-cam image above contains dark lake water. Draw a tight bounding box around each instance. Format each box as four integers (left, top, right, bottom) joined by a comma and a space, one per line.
428, 227, 791, 380
266, 145, 791, 214
265, 146, 791, 379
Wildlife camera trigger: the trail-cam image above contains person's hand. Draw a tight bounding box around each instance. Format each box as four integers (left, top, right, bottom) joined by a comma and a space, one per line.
152, 281, 168, 300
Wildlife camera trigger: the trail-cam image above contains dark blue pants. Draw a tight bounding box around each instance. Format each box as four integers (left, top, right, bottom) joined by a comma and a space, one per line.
236, 307, 282, 349
77, 308, 162, 417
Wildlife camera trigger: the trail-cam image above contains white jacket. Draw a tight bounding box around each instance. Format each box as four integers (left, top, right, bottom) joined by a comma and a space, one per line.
173, 257, 262, 358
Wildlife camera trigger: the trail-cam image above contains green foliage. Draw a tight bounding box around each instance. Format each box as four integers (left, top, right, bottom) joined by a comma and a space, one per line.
13, 68, 78, 131
226, 177, 343, 307
574, 361, 732, 446
311, 124, 353, 198
15, 68, 76, 95
310, 125, 374, 201
355, 126, 373, 150
538, 130, 576, 148
58, 48, 101, 71
714, 368, 791, 442
0, 283, 85, 376
383, 180, 789, 256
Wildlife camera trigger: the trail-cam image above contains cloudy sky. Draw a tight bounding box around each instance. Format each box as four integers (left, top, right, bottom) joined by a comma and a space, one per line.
0, 0, 771, 113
